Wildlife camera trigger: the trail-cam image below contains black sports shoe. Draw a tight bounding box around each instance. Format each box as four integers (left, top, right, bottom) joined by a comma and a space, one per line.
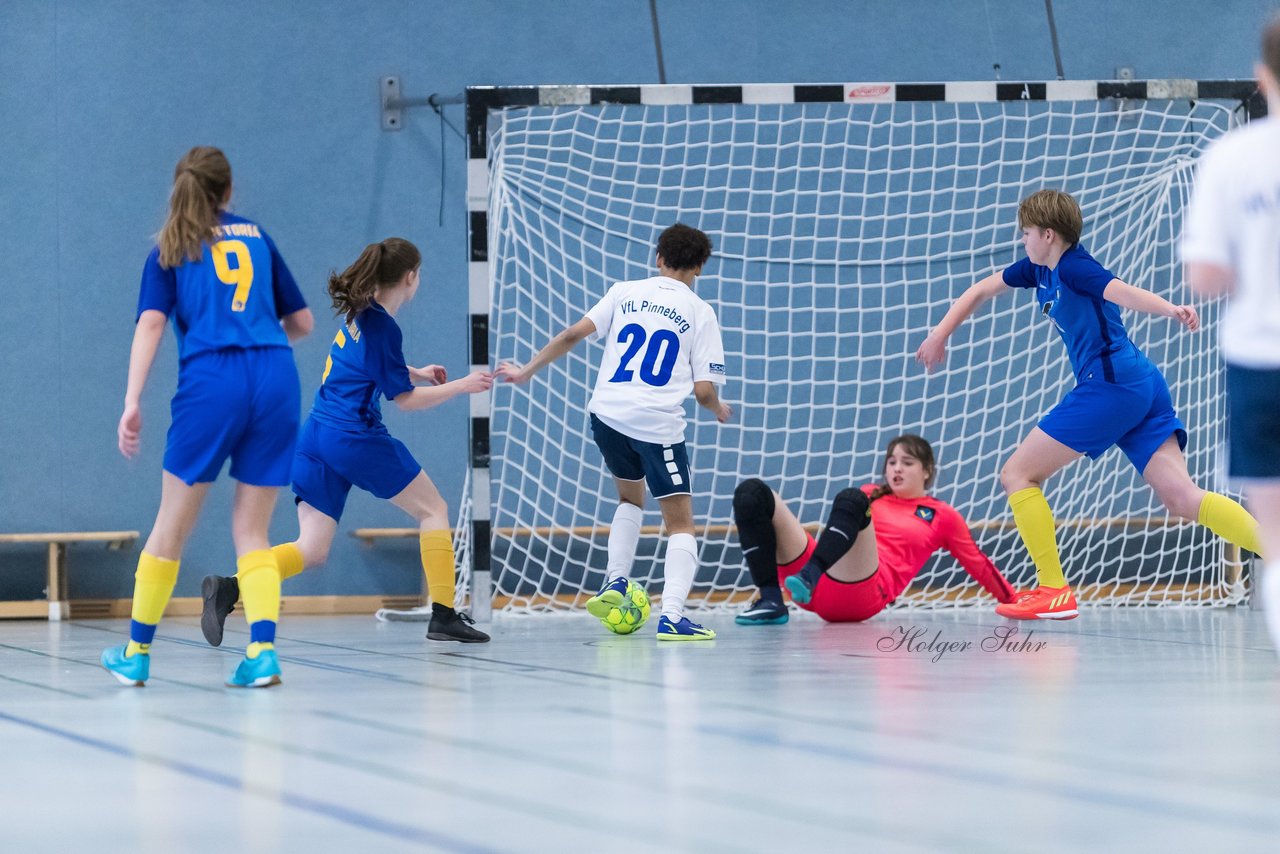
735, 596, 789, 625
427, 605, 490, 643
201, 574, 239, 647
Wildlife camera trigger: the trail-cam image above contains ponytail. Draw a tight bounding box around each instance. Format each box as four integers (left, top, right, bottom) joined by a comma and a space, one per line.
328, 238, 422, 324
157, 146, 231, 269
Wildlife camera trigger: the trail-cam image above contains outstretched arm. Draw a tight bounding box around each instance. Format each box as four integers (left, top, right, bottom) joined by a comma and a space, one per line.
1102, 279, 1199, 330
916, 272, 1007, 372
942, 509, 1016, 603
393, 369, 493, 412
495, 316, 597, 384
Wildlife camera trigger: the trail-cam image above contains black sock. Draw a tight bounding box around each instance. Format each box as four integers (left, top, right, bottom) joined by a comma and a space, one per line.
733, 478, 783, 601
806, 488, 872, 577
431, 602, 455, 619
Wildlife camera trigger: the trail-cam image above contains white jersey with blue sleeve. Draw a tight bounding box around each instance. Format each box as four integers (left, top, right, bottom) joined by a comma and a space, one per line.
585, 275, 726, 445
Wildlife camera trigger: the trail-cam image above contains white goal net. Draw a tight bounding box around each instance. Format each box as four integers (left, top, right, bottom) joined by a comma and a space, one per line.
472, 85, 1251, 614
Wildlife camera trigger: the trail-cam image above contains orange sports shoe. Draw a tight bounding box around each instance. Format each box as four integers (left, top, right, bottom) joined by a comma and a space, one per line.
995, 585, 1078, 620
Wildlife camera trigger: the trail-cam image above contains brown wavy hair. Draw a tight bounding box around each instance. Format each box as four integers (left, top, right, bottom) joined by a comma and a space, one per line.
157, 146, 231, 269
328, 238, 422, 324
868, 434, 937, 502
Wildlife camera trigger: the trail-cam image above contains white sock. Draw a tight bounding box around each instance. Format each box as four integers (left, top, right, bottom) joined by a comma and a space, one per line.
660, 532, 698, 619
607, 503, 643, 582
1263, 562, 1280, 654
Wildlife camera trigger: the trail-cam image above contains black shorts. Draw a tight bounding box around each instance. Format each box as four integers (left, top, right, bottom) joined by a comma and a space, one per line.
1226, 363, 1280, 480
590, 414, 692, 499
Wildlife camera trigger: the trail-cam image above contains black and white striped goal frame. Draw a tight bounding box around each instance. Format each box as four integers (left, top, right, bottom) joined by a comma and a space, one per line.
462, 78, 1262, 619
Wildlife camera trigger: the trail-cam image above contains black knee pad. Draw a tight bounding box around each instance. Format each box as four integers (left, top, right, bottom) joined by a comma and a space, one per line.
733, 478, 775, 526
832, 488, 872, 532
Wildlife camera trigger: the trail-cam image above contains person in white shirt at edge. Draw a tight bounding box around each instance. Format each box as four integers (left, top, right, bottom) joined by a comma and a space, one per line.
497, 223, 732, 640
1183, 12, 1280, 652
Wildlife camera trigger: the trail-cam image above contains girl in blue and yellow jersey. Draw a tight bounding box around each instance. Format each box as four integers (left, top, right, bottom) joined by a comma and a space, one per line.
102, 146, 314, 688
917, 189, 1262, 621
199, 238, 494, 644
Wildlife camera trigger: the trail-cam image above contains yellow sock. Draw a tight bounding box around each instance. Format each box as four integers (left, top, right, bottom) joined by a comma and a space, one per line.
1198, 493, 1264, 558
236, 549, 280, 659
420, 529, 456, 607
272, 542, 305, 580
1009, 487, 1068, 589
126, 552, 179, 656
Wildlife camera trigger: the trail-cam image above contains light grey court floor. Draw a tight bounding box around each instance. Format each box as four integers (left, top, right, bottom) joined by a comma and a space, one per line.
2, 608, 1279, 853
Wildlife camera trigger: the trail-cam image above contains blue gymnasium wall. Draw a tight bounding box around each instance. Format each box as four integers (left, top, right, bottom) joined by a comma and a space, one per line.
0, 0, 1274, 601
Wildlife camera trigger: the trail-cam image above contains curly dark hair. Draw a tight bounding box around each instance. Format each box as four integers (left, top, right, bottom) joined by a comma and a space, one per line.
656, 223, 712, 271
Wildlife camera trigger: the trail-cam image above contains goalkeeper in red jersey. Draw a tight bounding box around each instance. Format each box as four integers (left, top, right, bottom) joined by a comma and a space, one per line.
733, 434, 1015, 624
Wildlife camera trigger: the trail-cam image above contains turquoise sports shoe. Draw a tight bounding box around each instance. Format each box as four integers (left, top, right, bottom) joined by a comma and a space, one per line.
101, 645, 149, 686
226, 649, 282, 688
784, 571, 816, 606
656, 615, 716, 641
585, 576, 630, 620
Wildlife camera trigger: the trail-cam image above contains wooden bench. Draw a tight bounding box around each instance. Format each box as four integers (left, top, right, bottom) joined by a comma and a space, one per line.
0, 531, 140, 620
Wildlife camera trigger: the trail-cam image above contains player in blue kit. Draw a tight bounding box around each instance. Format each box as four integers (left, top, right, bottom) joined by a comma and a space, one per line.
103, 146, 314, 688
917, 189, 1262, 620
199, 238, 494, 644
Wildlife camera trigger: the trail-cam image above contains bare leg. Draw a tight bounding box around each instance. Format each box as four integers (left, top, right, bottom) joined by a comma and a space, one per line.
230, 482, 279, 557
293, 501, 339, 569
770, 490, 812, 564
824, 521, 879, 583
1140, 435, 1206, 520
143, 471, 213, 559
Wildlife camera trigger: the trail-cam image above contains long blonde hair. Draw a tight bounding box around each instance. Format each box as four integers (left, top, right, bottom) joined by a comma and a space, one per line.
157, 146, 231, 269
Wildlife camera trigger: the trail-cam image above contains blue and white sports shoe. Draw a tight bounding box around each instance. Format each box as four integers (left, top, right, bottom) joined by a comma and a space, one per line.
226, 649, 282, 688
585, 576, 630, 620
656, 615, 716, 641
735, 597, 790, 626
101, 645, 149, 686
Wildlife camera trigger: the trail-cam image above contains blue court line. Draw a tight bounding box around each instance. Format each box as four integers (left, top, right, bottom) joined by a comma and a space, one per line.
559, 703, 1278, 836
0, 709, 498, 854
314, 709, 989, 851
702, 721, 1280, 836
0, 641, 222, 694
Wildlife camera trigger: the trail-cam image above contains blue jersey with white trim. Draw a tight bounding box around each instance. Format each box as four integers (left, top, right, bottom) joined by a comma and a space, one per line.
136, 212, 306, 362
308, 301, 414, 432
1002, 245, 1152, 383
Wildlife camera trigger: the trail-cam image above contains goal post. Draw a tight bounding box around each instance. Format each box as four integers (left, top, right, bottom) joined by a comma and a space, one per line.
464, 79, 1262, 619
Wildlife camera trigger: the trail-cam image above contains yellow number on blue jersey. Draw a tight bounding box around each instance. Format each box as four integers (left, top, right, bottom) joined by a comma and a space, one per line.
211, 239, 255, 312
321, 328, 348, 384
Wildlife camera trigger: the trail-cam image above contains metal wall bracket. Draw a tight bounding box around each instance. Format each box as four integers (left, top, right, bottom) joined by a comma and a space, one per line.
380, 76, 464, 131
381, 76, 404, 130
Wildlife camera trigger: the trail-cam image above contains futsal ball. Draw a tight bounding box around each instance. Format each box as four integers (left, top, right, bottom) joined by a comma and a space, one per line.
600, 582, 651, 634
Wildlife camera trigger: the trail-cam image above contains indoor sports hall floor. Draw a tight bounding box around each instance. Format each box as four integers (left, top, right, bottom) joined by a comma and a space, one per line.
2, 608, 1278, 852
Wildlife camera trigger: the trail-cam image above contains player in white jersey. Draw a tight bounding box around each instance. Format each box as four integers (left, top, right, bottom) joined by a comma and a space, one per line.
497, 223, 731, 640
1183, 13, 1280, 652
